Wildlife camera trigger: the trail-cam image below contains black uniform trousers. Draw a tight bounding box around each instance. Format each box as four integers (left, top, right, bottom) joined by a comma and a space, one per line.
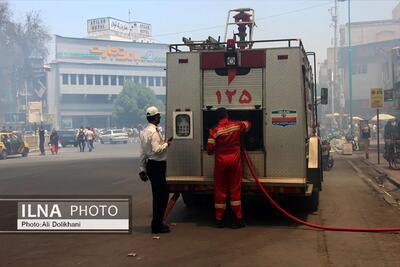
39, 139, 45, 154
78, 139, 85, 151
146, 159, 169, 229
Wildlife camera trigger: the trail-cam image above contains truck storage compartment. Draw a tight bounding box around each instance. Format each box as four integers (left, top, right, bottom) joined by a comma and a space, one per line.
202, 109, 263, 151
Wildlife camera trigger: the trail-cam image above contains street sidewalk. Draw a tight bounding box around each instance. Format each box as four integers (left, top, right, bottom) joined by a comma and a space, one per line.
359, 148, 400, 187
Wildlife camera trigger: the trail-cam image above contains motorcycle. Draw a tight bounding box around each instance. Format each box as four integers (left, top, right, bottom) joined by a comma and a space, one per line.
384, 140, 400, 170
321, 140, 334, 171
345, 133, 360, 151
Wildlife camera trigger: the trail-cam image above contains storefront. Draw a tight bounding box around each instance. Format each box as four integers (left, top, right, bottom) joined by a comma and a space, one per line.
47, 35, 167, 129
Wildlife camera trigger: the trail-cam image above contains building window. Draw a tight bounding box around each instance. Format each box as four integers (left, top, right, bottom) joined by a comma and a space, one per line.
148, 76, 154, 86
162, 77, 166, 87
352, 64, 368, 75
111, 75, 117, 86
134, 76, 139, 84
141, 76, 147, 85
87, 75, 93, 85
118, 76, 124, 86
78, 74, 85, 85
155, 77, 161, 86
103, 75, 109, 85
95, 75, 101, 85
62, 74, 69, 85
70, 74, 77, 85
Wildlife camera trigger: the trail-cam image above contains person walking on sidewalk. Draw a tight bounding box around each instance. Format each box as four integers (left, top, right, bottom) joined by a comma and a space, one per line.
49, 129, 60, 155
38, 126, 45, 155
85, 127, 95, 152
361, 123, 371, 159
77, 126, 86, 152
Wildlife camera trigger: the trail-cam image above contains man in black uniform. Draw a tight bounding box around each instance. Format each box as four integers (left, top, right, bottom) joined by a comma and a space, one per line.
77, 126, 86, 152
39, 126, 45, 155
138, 106, 173, 234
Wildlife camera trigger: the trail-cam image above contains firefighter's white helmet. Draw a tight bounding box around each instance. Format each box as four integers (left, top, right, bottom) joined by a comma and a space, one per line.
146, 106, 160, 117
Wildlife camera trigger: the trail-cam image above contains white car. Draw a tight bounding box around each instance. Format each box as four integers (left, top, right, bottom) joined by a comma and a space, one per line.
100, 129, 129, 144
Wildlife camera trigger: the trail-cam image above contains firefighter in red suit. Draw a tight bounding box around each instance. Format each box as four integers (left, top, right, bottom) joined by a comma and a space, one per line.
206, 108, 251, 228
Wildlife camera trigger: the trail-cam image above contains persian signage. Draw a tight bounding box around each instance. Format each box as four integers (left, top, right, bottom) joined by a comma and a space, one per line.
55, 36, 166, 66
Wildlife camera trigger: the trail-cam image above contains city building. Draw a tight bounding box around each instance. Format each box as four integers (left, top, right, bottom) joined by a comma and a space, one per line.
382, 47, 400, 109
320, 2, 400, 119
87, 17, 152, 43
338, 38, 400, 118
47, 35, 167, 129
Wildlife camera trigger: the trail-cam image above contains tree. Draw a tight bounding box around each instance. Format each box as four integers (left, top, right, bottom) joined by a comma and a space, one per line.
0, 1, 50, 125
113, 81, 164, 128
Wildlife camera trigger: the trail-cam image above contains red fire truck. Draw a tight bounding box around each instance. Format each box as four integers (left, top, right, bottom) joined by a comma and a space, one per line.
164, 8, 325, 214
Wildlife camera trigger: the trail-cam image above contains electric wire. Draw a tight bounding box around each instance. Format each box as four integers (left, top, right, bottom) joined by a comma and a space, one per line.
152, 2, 332, 38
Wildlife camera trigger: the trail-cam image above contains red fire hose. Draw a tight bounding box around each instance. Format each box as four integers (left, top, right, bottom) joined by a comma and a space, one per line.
243, 149, 400, 232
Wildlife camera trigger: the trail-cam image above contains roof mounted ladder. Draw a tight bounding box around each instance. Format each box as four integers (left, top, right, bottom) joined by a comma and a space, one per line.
224, 8, 256, 49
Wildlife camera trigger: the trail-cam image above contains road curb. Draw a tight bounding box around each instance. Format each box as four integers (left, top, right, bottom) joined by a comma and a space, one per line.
347, 159, 400, 207
359, 157, 400, 188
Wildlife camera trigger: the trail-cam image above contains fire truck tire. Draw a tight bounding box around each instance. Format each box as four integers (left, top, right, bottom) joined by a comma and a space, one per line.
304, 187, 319, 213
319, 145, 324, 182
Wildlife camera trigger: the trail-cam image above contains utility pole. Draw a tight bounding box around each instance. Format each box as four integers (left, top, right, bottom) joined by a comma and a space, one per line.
338, 0, 352, 134
332, 0, 338, 115
347, 0, 353, 135
332, 0, 338, 114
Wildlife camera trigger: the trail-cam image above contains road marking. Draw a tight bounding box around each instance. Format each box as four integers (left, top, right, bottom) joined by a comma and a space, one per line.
112, 177, 132, 185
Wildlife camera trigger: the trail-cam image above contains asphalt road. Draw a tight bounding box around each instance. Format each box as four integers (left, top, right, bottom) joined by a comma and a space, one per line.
0, 143, 399, 267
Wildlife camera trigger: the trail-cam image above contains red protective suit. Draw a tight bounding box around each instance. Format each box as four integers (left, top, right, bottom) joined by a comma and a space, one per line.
206, 118, 251, 221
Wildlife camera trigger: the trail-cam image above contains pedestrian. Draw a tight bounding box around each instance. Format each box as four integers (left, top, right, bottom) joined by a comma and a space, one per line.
132, 127, 139, 143
76, 126, 86, 152
360, 123, 371, 159
206, 107, 251, 229
139, 106, 173, 234
384, 120, 391, 161
86, 127, 95, 152
49, 129, 59, 155
39, 126, 45, 155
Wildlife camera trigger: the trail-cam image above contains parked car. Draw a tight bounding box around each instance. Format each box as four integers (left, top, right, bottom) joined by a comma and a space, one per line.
99, 129, 129, 144
0, 132, 29, 159
58, 129, 78, 147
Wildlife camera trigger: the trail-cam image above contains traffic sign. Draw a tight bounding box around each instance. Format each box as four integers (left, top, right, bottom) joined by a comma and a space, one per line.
370, 88, 384, 108
384, 89, 394, 102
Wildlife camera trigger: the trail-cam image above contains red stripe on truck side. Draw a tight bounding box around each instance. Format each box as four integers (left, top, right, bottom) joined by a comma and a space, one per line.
240, 50, 265, 67
201, 52, 225, 69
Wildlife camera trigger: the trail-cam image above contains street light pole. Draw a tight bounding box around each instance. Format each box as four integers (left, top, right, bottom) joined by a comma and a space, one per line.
347, 0, 353, 135
338, 0, 353, 134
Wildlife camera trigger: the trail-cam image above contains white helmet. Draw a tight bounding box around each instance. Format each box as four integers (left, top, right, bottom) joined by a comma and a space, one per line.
146, 106, 160, 117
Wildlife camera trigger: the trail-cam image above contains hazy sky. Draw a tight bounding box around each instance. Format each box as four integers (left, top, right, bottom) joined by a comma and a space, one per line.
8, 0, 400, 65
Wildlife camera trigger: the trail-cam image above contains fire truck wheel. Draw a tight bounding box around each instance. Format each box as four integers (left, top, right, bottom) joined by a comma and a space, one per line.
304, 188, 319, 213
319, 146, 324, 182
